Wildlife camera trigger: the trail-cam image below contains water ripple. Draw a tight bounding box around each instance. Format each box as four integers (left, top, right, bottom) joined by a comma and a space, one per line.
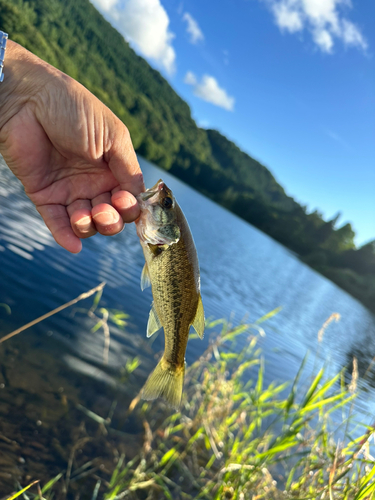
0, 156, 374, 423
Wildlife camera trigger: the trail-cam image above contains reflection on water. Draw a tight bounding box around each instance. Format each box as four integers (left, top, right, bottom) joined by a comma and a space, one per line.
0, 156, 375, 494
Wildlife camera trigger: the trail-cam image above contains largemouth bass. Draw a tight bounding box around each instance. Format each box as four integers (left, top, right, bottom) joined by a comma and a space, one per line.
136, 180, 204, 409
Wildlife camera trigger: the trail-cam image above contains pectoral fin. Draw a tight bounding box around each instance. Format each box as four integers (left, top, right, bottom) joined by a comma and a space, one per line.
141, 263, 151, 291
191, 295, 205, 339
147, 302, 162, 337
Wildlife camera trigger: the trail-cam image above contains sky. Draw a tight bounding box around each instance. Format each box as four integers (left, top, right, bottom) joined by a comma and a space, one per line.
91, 0, 374, 246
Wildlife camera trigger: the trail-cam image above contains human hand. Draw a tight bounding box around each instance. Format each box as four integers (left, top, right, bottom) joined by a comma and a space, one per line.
0, 41, 144, 253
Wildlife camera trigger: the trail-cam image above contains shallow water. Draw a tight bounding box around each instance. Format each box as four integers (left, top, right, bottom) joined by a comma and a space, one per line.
0, 156, 374, 495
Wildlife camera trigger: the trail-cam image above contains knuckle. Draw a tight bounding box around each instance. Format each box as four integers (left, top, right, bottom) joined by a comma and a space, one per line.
121, 124, 131, 143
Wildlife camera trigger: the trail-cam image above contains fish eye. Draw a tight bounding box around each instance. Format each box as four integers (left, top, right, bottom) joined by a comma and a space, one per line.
162, 197, 173, 209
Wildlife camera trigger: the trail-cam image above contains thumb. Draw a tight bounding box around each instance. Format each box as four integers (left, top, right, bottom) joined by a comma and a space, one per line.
105, 121, 145, 196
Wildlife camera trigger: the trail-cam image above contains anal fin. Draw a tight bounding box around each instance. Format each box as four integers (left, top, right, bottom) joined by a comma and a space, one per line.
147, 302, 162, 337
191, 295, 205, 339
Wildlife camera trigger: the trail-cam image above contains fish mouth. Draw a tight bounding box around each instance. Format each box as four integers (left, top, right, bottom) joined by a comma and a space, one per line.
139, 190, 158, 201
138, 180, 165, 201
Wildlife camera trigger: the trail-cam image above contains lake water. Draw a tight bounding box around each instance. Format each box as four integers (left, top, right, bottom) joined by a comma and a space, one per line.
0, 156, 374, 494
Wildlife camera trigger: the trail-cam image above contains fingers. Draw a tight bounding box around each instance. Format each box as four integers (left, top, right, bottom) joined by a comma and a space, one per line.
91, 193, 125, 235
40, 190, 140, 253
111, 190, 140, 223
92, 203, 124, 235
68, 196, 125, 237
67, 200, 97, 239
37, 204, 82, 253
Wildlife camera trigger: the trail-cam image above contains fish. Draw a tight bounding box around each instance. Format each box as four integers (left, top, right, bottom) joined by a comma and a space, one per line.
135, 179, 204, 409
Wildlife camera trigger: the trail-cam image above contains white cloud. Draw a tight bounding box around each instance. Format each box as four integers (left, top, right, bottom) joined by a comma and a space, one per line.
185, 73, 235, 111
313, 28, 334, 52
90, 0, 176, 74
302, 0, 339, 26
92, 0, 119, 12
183, 71, 197, 85
273, 1, 303, 32
341, 19, 366, 48
183, 12, 204, 44
265, 0, 368, 53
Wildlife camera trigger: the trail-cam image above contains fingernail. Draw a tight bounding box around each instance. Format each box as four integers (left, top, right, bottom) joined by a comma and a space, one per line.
92, 211, 120, 225
74, 216, 92, 232
112, 192, 137, 209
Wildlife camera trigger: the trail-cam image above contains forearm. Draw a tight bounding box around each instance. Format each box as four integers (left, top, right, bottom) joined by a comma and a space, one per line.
0, 40, 59, 131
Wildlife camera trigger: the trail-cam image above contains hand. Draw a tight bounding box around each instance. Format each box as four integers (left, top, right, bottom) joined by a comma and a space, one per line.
0, 41, 144, 253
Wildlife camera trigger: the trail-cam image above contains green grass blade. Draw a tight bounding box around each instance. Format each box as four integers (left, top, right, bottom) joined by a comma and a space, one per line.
255, 306, 283, 324
255, 358, 264, 395
109, 454, 125, 488
253, 439, 300, 460
6, 481, 39, 500
0, 303, 11, 314
353, 464, 375, 499
41, 472, 63, 493
301, 367, 324, 408
222, 324, 249, 342
300, 392, 348, 414
91, 480, 101, 500
90, 288, 103, 313
285, 353, 308, 414
159, 447, 178, 466
309, 371, 342, 403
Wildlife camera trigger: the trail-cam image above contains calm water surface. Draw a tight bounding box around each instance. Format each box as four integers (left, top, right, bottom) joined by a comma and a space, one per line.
0, 156, 374, 492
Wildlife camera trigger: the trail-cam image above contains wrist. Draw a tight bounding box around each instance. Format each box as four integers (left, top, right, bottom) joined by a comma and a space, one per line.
0, 31, 8, 83
0, 40, 60, 132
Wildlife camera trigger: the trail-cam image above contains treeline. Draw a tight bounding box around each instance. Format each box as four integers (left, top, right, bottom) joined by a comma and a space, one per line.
1, 0, 374, 311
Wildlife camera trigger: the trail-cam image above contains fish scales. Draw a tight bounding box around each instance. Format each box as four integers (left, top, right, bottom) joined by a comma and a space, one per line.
145, 206, 199, 367
136, 180, 204, 409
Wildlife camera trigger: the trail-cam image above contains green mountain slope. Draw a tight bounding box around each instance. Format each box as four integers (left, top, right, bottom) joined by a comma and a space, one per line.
1, 0, 374, 311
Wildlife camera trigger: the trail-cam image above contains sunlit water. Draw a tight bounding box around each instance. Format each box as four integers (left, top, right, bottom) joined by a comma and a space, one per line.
0, 156, 374, 491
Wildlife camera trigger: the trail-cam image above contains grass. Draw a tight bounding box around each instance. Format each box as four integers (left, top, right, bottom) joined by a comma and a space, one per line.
2, 297, 375, 500
100, 314, 374, 500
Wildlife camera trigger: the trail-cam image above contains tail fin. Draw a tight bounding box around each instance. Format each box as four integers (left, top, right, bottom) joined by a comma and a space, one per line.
141, 358, 185, 410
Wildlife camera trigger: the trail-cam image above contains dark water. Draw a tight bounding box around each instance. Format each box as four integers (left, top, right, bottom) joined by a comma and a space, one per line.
0, 156, 374, 494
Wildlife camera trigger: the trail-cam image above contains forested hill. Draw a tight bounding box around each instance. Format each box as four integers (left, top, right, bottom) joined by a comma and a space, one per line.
1, 0, 375, 312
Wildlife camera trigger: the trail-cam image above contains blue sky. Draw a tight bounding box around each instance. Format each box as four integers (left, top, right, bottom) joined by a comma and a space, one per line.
91, 0, 374, 246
